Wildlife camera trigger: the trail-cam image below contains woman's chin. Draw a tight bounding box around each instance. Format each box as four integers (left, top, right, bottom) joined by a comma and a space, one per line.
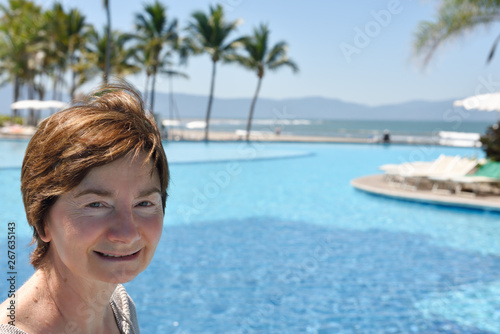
98, 269, 143, 284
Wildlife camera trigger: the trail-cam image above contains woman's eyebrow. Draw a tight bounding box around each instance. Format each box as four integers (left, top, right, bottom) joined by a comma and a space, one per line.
73, 188, 113, 198
138, 187, 162, 197
73, 187, 161, 198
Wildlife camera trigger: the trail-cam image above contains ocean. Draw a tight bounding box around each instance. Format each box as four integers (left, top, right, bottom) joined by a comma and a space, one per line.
162, 118, 495, 146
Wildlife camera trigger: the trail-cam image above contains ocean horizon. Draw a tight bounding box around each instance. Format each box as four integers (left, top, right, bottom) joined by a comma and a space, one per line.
162, 118, 495, 139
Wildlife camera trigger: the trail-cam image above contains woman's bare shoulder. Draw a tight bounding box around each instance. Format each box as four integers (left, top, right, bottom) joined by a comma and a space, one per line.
0, 272, 46, 332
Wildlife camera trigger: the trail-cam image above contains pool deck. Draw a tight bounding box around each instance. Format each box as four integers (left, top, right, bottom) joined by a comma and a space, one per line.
165, 129, 374, 143
351, 174, 500, 212
0, 127, 374, 142
0, 127, 479, 146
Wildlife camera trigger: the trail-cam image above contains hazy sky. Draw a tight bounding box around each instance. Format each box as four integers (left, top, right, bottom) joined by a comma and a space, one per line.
11, 0, 500, 106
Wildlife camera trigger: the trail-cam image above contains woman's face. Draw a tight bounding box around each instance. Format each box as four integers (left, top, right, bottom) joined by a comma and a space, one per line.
42, 152, 164, 284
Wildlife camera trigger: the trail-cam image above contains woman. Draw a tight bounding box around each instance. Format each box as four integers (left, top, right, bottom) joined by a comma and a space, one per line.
0, 82, 169, 333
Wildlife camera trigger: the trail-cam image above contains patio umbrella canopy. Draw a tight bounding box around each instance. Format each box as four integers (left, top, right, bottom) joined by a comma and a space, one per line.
10, 100, 67, 110
453, 92, 500, 111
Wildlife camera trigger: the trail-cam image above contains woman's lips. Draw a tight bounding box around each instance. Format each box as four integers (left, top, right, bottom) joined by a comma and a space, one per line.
94, 249, 141, 261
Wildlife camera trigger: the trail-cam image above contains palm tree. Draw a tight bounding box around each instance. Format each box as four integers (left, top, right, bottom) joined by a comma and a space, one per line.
186, 4, 244, 141
132, 45, 154, 105
65, 8, 92, 99
89, 27, 140, 81
0, 1, 96, 122
43, 2, 70, 101
39, 4, 93, 100
134, 0, 178, 114
227, 24, 298, 141
0, 0, 45, 123
103, 0, 111, 84
414, 0, 500, 66
0, 0, 29, 113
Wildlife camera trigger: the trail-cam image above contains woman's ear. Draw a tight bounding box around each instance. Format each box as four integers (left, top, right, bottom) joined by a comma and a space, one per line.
39, 219, 52, 243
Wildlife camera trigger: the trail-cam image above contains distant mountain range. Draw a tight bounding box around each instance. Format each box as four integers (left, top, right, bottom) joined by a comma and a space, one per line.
166, 94, 498, 122
0, 84, 496, 122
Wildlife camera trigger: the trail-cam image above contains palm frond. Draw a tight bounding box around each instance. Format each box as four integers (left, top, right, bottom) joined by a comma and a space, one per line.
186, 4, 243, 60
268, 59, 299, 73
227, 22, 298, 79
266, 41, 288, 65
413, 0, 500, 66
224, 53, 256, 70
159, 68, 189, 79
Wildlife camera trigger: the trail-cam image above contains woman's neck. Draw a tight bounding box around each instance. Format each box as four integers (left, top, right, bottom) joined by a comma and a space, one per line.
37, 265, 119, 334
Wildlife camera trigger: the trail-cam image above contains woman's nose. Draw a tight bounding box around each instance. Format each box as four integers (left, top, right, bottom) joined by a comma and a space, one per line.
107, 208, 140, 244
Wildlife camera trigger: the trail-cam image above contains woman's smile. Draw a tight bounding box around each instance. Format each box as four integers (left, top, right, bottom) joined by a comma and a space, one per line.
94, 249, 142, 261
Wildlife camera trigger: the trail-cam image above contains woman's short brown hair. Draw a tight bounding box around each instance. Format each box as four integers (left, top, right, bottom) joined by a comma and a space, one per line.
21, 81, 169, 268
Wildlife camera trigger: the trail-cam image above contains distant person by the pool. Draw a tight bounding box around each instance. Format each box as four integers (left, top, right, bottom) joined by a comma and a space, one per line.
382, 129, 391, 143
0, 81, 169, 333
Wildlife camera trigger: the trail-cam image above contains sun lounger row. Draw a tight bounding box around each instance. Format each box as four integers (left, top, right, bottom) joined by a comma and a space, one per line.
380, 155, 500, 195
380, 155, 477, 189
430, 160, 500, 196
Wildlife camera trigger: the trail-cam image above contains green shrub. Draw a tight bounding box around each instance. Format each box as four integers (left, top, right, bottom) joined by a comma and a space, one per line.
0, 115, 23, 127
480, 122, 500, 161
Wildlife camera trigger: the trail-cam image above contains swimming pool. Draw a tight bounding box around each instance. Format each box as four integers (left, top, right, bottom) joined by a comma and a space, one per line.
1, 139, 500, 333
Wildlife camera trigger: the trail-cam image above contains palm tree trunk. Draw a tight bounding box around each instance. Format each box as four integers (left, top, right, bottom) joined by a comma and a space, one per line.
55, 68, 63, 101
204, 60, 217, 142
150, 70, 157, 114
70, 49, 77, 100
104, 1, 111, 84
168, 75, 173, 137
246, 76, 262, 142
36, 84, 45, 126
144, 73, 150, 105
28, 81, 35, 126
69, 44, 76, 100
52, 75, 57, 101
11, 76, 21, 120
70, 69, 76, 100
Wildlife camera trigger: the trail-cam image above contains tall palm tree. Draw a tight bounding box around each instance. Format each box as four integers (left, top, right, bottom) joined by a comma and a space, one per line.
66, 8, 92, 99
186, 4, 244, 141
227, 24, 298, 141
43, 2, 70, 101
134, 0, 178, 114
414, 0, 500, 66
89, 27, 140, 81
132, 45, 154, 105
132, 44, 188, 125
103, 0, 111, 84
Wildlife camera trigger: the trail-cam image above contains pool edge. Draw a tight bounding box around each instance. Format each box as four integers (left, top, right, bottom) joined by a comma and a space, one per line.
351, 175, 500, 213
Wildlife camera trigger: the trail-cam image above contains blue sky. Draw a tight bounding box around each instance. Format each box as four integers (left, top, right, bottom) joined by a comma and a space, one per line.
16, 0, 500, 105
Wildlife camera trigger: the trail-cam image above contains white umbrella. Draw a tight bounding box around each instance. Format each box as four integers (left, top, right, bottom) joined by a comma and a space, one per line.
453, 92, 500, 111
10, 100, 67, 110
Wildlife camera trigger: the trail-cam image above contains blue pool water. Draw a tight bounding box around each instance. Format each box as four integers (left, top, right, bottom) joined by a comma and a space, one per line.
1, 139, 500, 333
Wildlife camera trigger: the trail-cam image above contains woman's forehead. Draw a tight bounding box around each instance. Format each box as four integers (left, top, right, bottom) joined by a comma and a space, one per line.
74, 154, 159, 190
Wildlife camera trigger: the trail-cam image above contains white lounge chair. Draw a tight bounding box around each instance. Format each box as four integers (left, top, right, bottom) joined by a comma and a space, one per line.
428, 158, 479, 193
381, 155, 447, 186
446, 160, 500, 196
383, 155, 464, 189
